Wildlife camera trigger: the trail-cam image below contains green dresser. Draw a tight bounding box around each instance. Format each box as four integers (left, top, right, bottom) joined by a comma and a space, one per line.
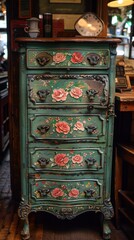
17, 37, 120, 239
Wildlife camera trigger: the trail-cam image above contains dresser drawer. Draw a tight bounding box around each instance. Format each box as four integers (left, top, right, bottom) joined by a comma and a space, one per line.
28, 74, 109, 108
28, 112, 106, 142
29, 145, 105, 173
29, 177, 103, 204
26, 48, 110, 69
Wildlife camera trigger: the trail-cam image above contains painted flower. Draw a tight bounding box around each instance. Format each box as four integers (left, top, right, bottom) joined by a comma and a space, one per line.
71, 52, 84, 64
55, 121, 70, 134
53, 53, 66, 63
69, 188, 79, 198
72, 154, 83, 164
51, 188, 64, 198
70, 87, 83, 99
74, 121, 84, 131
54, 153, 69, 166
52, 88, 68, 102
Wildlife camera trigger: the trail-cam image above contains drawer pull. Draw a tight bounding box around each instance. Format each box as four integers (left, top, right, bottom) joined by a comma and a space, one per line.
86, 89, 98, 100
37, 89, 50, 101
36, 56, 50, 66
87, 105, 94, 111
37, 158, 49, 167
85, 189, 95, 198
37, 125, 50, 134
85, 158, 96, 167
85, 125, 97, 134
38, 189, 50, 197
87, 53, 100, 66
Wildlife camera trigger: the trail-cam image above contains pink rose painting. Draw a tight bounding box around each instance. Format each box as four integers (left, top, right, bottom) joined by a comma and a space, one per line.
74, 121, 84, 131
70, 87, 83, 99
69, 188, 79, 198
53, 53, 66, 63
55, 121, 70, 134
52, 88, 68, 102
51, 188, 64, 198
54, 153, 69, 166
72, 154, 83, 164
71, 52, 84, 64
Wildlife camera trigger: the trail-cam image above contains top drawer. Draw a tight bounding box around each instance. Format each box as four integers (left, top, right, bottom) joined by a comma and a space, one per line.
26, 48, 110, 69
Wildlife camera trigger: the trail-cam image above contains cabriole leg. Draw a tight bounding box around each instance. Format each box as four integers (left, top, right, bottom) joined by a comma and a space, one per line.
18, 199, 31, 240
101, 198, 114, 240
21, 218, 30, 240
102, 219, 111, 240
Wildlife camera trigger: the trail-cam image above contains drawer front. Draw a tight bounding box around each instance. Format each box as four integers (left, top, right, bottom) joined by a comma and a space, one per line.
29, 146, 105, 173
30, 177, 103, 204
26, 49, 110, 69
28, 112, 106, 142
28, 74, 109, 107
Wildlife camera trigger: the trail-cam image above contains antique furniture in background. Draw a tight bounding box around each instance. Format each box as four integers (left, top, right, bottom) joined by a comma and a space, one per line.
16, 37, 120, 239
114, 91, 134, 239
0, 72, 9, 156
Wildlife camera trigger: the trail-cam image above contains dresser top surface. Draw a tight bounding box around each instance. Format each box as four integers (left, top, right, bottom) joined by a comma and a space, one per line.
16, 37, 121, 44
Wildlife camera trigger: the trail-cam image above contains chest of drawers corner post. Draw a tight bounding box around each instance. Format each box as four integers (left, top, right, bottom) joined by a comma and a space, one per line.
16, 37, 120, 240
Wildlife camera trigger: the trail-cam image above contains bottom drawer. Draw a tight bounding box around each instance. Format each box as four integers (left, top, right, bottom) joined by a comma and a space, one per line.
29, 177, 103, 204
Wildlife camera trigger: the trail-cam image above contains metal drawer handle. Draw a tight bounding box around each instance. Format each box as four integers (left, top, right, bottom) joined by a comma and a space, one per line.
37, 89, 50, 101
38, 189, 50, 197
86, 89, 98, 100
37, 125, 50, 134
37, 158, 49, 167
85, 158, 96, 167
85, 189, 95, 198
85, 125, 97, 134
87, 53, 100, 66
36, 56, 50, 66
87, 105, 94, 111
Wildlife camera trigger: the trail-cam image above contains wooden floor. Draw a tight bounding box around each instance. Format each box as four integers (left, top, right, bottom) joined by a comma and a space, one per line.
0, 149, 129, 240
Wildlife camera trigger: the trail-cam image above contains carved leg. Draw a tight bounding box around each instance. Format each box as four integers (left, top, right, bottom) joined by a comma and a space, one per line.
18, 199, 31, 240
102, 219, 111, 240
21, 218, 30, 240
101, 199, 114, 240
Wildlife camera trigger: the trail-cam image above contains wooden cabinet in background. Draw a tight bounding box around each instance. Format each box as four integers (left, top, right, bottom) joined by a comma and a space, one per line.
0, 73, 9, 157
114, 92, 134, 239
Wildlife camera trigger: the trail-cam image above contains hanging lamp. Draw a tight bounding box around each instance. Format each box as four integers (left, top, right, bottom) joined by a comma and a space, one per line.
108, 0, 134, 7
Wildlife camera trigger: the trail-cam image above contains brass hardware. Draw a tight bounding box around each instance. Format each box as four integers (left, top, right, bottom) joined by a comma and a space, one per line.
85, 158, 96, 166
37, 89, 50, 101
87, 105, 94, 111
87, 53, 100, 66
85, 125, 97, 134
38, 189, 50, 197
37, 125, 50, 134
37, 158, 49, 167
86, 89, 98, 101
36, 56, 50, 66
85, 189, 95, 198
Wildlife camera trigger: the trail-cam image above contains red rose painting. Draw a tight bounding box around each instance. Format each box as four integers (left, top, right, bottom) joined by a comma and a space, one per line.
55, 121, 70, 134
71, 52, 84, 64
69, 188, 79, 198
54, 153, 69, 166
52, 88, 68, 102
70, 87, 83, 99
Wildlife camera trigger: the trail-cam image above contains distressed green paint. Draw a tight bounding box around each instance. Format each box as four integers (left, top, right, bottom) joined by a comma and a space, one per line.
28, 75, 109, 106
17, 38, 120, 240
30, 146, 104, 172
27, 49, 110, 69
30, 178, 103, 203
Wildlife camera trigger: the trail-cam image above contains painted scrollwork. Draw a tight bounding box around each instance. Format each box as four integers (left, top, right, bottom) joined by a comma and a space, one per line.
18, 199, 31, 220
101, 198, 114, 220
